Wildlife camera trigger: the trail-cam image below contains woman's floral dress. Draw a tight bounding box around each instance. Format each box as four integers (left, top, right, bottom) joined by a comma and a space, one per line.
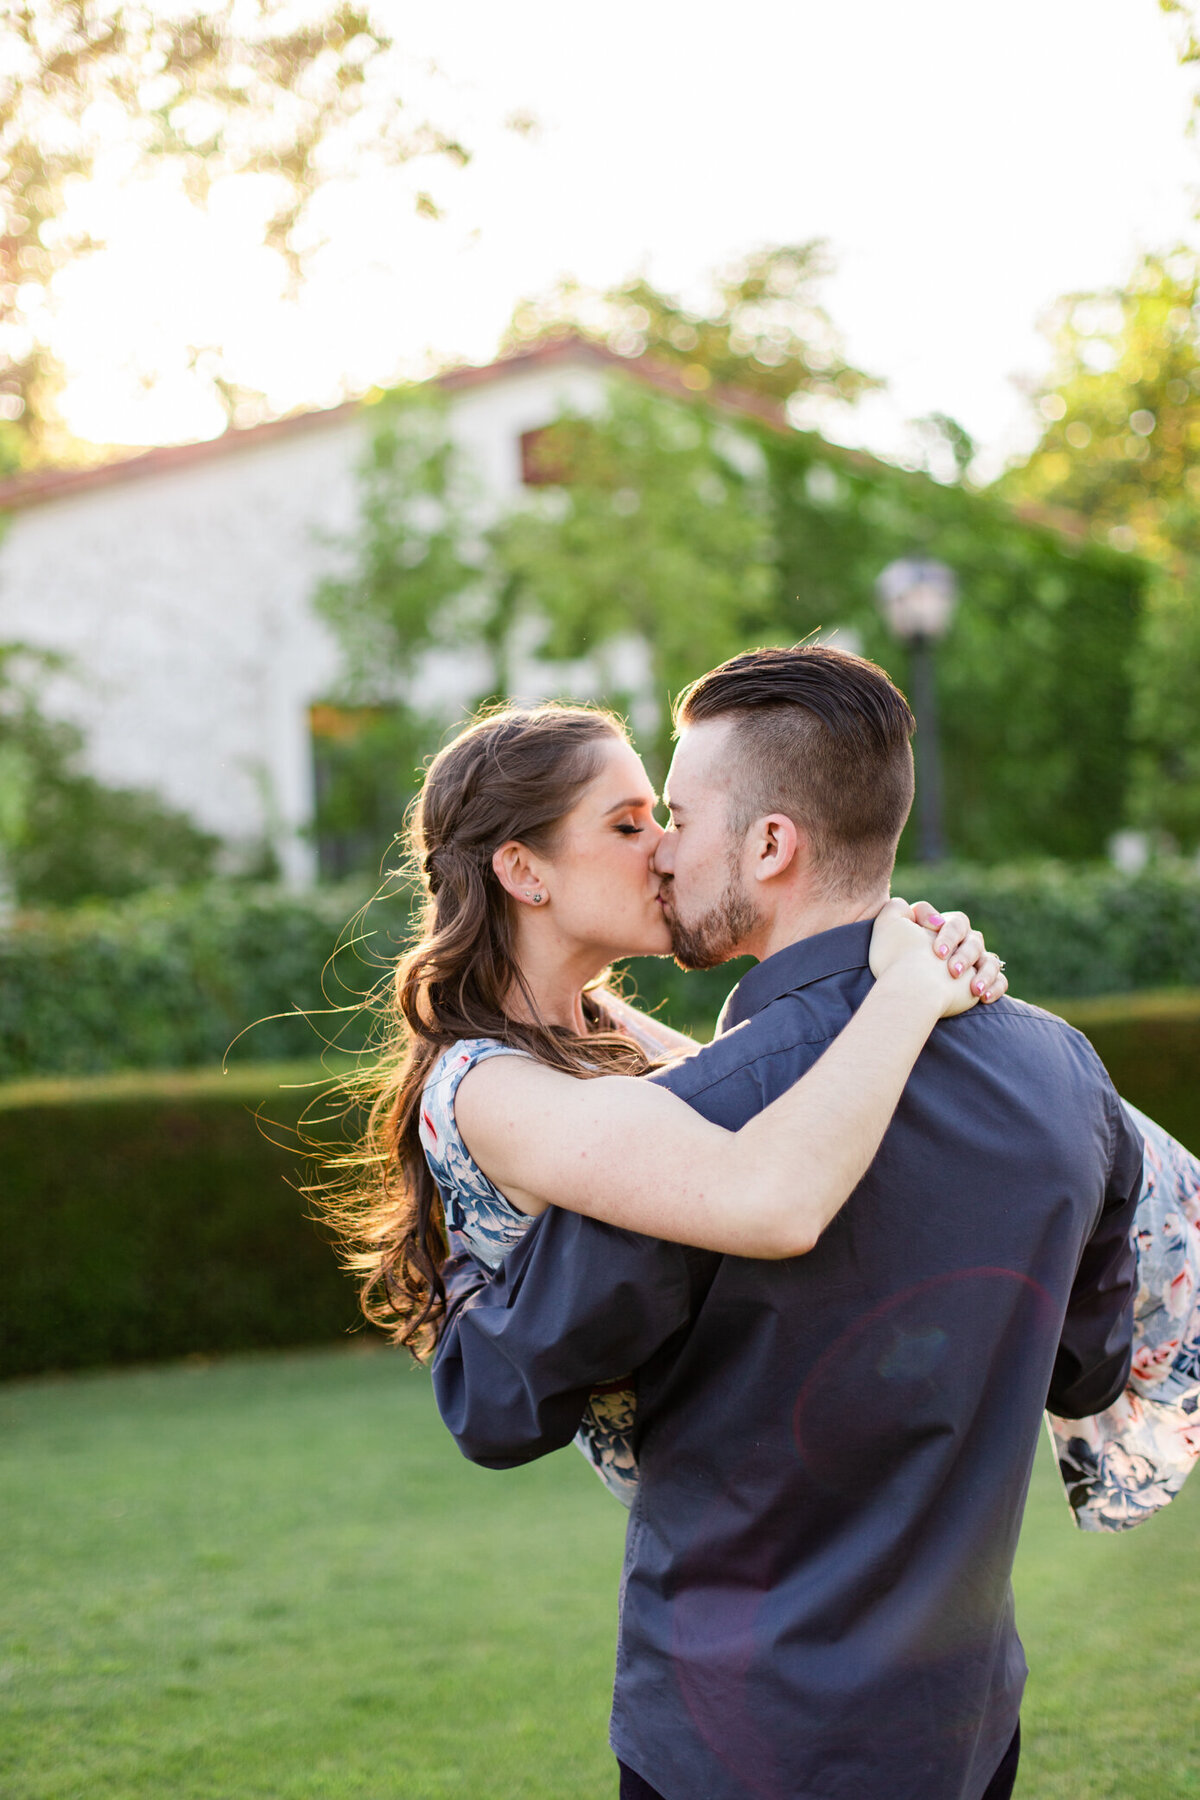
423, 1040, 1200, 1531
420, 1037, 639, 1507
1049, 1101, 1200, 1531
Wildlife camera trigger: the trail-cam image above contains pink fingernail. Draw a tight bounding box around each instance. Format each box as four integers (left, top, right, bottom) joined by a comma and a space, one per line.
937, 944, 950, 958
951, 961, 964, 976
927, 911, 945, 928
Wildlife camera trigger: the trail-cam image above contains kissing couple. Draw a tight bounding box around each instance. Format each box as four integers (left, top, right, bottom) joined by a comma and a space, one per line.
325, 643, 1200, 1800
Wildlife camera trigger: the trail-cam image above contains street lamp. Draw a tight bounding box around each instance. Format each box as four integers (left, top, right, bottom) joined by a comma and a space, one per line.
875, 558, 958, 863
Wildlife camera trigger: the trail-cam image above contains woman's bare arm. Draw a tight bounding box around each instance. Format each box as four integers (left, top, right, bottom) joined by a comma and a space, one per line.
454, 906, 1005, 1260
601, 990, 700, 1058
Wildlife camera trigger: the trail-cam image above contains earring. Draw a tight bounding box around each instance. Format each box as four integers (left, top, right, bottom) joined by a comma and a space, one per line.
531, 893, 545, 905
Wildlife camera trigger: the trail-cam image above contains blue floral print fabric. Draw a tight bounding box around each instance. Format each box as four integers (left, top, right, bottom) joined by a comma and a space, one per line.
420, 1037, 640, 1507
1049, 1101, 1200, 1531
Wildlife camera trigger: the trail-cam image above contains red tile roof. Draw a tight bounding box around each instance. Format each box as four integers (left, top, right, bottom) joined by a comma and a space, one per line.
0, 337, 788, 514
0, 335, 1109, 553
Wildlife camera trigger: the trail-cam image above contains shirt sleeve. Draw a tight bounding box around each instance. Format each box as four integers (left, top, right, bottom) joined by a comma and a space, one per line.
432, 1211, 698, 1469
1046, 1081, 1143, 1418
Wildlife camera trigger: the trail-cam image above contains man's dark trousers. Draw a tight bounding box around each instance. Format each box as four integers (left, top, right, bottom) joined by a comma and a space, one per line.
618, 1725, 1022, 1800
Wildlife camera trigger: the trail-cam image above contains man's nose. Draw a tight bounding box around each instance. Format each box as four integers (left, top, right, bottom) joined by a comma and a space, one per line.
651, 830, 675, 876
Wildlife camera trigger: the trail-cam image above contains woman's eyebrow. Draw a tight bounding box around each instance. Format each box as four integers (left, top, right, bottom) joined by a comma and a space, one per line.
603, 794, 658, 816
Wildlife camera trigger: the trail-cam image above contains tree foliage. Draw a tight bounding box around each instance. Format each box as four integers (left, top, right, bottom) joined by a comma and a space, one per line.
501, 243, 880, 412
309, 702, 434, 881
494, 389, 777, 770
1161, 0, 1200, 74
310, 387, 487, 869
761, 434, 1142, 864
316, 374, 1146, 869
0, 1, 470, 461
1000, 253, 1200, 559
0, 643, 219, 904
1000, 251, 1200, 845
313, 387, 485, 698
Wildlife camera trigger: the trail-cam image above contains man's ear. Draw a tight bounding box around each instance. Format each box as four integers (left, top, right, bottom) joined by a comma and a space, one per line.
491, 841, 548, 905
749, 814, 801, 884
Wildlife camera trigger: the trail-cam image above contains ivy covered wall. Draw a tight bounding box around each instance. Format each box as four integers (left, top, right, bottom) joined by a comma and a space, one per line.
314, 379, 1150, 873
762, 431, 1144, 862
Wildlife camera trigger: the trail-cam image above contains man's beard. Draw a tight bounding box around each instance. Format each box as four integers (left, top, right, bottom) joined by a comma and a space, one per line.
666, 860, 762, 971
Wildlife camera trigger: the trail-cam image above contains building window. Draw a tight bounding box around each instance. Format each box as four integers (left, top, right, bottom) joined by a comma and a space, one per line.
520, 425, 564, 486
309, 703, 421, 881
519, 420, 597, 486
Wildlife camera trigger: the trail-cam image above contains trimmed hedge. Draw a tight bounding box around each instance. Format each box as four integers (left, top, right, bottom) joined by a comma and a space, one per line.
0, 880, 377, 1080
6, 860, 1200, 1082
891, 860, 1200, 1001
621, 859, 1200, 1037
4, 991, 1200, 1380
1049, 989, 1200, 1150
1, 1061, 358, 1379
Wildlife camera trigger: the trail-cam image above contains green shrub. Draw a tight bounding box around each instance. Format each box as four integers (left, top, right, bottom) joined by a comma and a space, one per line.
1048, 989, 1200, 1150
619, 859, 1200, 1036
889, 859, 1200, 1000
4, 990, 1198, 1380
0, 880, 380, 1079
7, 860, 1200, 1083
0, 643, 223, 905
764, 434, 1144, 865
0, 1061, 359, 1379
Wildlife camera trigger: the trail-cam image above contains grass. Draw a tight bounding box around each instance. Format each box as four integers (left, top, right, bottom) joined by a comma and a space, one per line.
2, 1349, 1198, 1799
1012, 1428, 1200, 1799
1, 1346, 626, 1800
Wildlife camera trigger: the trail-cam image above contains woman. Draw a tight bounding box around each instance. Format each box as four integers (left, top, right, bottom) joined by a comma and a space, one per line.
325, 701, 1003, 1503
324, 703, 1200, 1525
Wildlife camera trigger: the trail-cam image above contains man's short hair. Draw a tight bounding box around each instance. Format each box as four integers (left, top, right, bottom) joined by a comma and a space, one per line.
675, 644, 916, 899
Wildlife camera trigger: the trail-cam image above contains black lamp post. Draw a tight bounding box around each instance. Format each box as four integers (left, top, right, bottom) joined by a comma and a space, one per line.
875, 558, 958, 863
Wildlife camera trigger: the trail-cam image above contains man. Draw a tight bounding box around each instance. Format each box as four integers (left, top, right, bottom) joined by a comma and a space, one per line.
433, 645, 1142, 1800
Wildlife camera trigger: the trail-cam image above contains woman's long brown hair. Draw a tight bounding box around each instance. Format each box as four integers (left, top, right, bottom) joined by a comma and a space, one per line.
317, 704, 653, 1359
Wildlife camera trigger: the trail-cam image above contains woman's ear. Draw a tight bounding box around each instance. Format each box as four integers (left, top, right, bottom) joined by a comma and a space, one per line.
492, 841, 549, 907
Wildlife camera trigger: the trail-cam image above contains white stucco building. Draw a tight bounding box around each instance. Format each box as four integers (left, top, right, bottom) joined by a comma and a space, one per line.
0, 340, 768, 883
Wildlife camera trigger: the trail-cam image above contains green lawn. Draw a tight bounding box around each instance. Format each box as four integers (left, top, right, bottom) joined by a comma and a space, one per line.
2, 1347, 1197, 1800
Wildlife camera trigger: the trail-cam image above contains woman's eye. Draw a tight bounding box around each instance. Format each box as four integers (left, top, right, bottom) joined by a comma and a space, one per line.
616, 824, 644, 836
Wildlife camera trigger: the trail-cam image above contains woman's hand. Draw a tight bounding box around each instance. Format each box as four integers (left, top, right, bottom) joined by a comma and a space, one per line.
869, 898, 1008, 1017
908, 900, 1008, 1004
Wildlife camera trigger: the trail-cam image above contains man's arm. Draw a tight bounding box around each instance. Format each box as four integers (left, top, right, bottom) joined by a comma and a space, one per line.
432, 1211, 701, 1468
1047, 1084, 1143, 1418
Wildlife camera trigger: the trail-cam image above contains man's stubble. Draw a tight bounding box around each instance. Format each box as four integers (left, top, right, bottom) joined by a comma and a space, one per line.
666, 851, 763, 972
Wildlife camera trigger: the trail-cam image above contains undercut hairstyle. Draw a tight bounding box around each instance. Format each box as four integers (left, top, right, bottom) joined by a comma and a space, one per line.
675, 644, 916, 900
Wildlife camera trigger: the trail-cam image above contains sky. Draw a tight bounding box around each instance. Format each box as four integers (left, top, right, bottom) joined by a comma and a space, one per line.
54, 0, 1200, 479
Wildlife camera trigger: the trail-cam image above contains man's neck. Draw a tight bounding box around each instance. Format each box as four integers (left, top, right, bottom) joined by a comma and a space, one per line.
747, 888, 889, 965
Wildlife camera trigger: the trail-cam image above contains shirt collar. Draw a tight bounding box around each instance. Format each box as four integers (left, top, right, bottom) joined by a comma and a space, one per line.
716, 921, 874, 1034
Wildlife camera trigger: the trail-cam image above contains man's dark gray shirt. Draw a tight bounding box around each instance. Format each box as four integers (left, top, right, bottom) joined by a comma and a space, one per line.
432, 923, 1142, 1800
